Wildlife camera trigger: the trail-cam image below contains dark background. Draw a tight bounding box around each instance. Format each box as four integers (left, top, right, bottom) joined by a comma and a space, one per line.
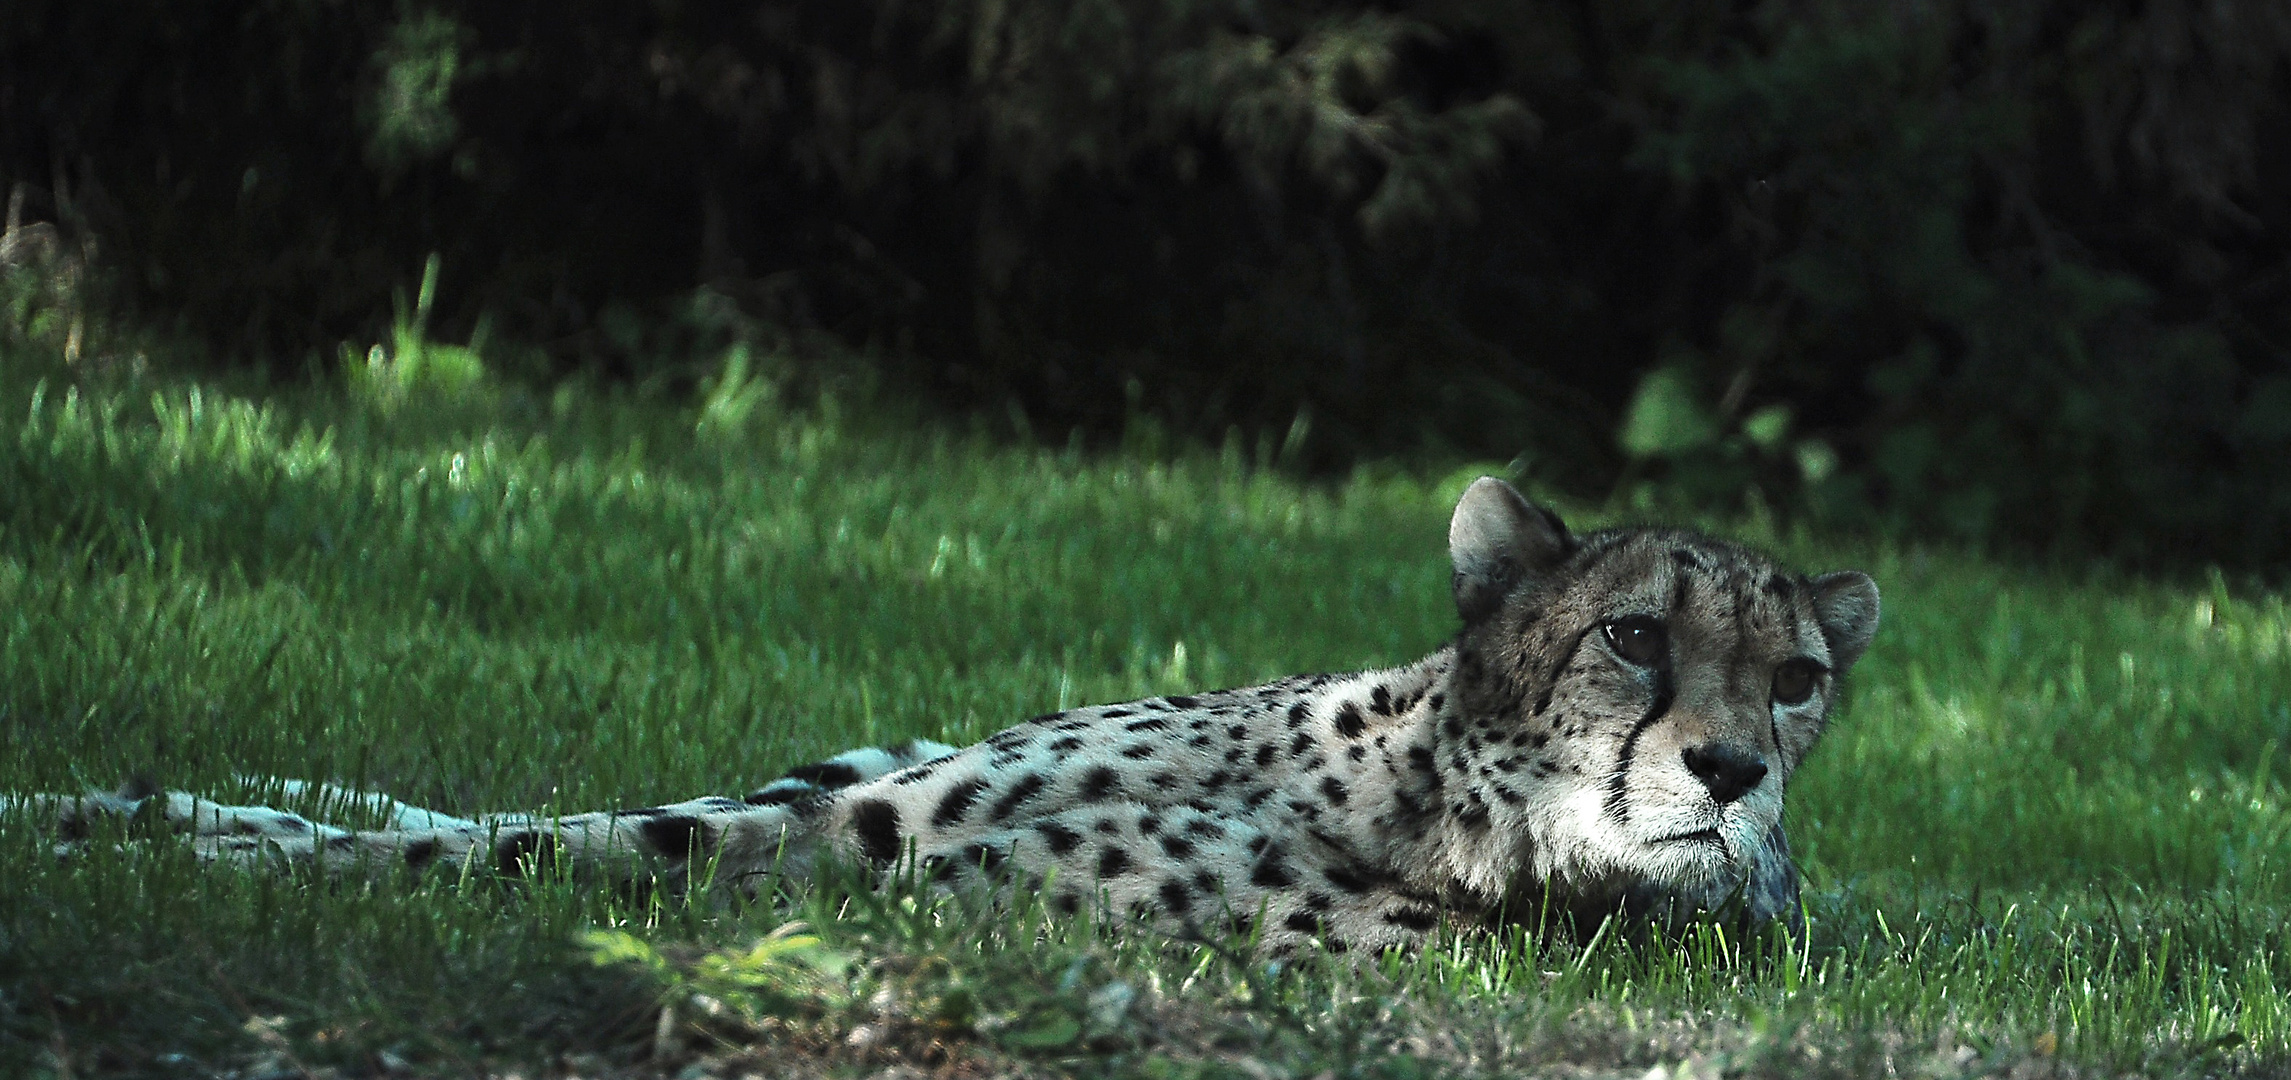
5, 0, 2289, 566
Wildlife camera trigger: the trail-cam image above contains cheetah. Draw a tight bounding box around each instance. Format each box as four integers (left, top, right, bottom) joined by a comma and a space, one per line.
18, 478, 1879, 954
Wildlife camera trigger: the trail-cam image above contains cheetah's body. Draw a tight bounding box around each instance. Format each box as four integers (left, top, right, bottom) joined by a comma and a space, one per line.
22, 479, 1880, 954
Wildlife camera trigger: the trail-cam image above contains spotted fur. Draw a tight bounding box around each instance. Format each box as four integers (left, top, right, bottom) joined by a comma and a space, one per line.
15, 479, 1879, 953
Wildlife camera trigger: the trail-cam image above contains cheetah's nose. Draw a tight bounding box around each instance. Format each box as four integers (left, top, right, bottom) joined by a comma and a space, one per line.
1682, 744, 1767, 804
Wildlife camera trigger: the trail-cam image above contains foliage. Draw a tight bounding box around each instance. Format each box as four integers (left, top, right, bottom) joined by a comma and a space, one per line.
4, 0, 2290, 562
582, 921, 851, 1025
1628, 0, 2291, 563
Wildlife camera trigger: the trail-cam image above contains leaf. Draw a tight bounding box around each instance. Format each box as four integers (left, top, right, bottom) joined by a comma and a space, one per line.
1619, 366, 1720, 459
579, 929, 672, 979
999, 1011, 1082, 1049
1742, 405, 1791, 451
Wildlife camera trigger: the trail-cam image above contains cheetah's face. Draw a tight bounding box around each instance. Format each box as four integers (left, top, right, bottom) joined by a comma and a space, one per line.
1445, 479, 1880, 898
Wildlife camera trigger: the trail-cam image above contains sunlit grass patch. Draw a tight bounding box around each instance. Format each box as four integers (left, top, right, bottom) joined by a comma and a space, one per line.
1, 341, 2286, 1077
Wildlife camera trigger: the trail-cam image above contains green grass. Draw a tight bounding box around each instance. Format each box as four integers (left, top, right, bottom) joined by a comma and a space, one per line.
1, 340, 2286, 1078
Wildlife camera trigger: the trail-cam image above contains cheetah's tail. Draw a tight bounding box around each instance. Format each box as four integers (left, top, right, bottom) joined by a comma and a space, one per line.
741, 737, 960, 806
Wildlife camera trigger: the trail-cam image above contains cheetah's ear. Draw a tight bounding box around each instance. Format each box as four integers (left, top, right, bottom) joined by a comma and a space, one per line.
1810, 571, 1881, 670
1449, 477, 1572, 624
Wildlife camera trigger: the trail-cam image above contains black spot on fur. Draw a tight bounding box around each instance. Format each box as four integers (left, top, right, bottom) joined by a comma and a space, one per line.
1251, 850, 1296, 888
1036, 821, 1083, 854
851, 799, 903, 865
1102, 709, 1133, 719
1119, 743, 1158, 759
744, 789, 802, 806
639, 815, 712, 860
931, 779, 990, 827
1288, 731, 1315, 756
1053, 892, 1082, 915
1453, 800, 1491, 830
989, 773, 1048, 821
1324, 864, 1375, 893
986, 728, 1031, 750
962, 842, 1009, 876
1348, 744, 1367, 762
1161, 835, 1196, 860
1099, 847, 1132, 876
1334, 701, 1367, 738
403, 838, 440, 870
782, 761, 861, 788
1124, 716, 1173, 733
1370, 686, 1392, 715
891, 762, 944, 785
1080, 767, 1120, 801
1256, 743, 1278, 767
495, 831, 558, 877
1287, 703, 1310, 727
1320, 776, 1350, 806
1137, 814, 1161, 835
1384, 906, 1441, 931
1407, 745, 1435, 771
1193, 869, 1219, 894
1227, 723, 1249, 740
1047, 736, 1085, 753
1244, 787, 1276, 809
1165, 695, 1200, 709
1285, 911, 1325, 934
1159, 878, 1194, 914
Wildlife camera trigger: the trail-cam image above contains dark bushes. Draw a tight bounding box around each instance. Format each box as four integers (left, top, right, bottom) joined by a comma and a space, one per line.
3, 0, 2288, 564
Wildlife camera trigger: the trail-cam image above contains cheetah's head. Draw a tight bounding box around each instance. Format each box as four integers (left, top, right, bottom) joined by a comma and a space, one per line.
1442, 478, 1879, 923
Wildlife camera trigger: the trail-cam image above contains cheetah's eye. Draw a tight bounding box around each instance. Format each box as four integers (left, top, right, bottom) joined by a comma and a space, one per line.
1772, 659, 1824, 705
1601, 616, 1668, 667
